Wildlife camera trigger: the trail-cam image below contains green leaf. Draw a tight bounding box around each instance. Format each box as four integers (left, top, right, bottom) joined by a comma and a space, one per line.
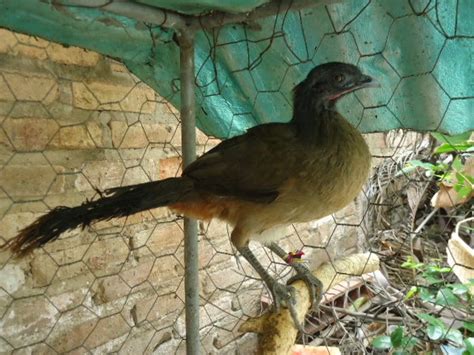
431, 132, 472, 145
423, 272, 445, 284
428, 265, 452, 273
406, 160, 436, 171
446, 329, 464, 346
391, 326, 404, 348
417, 313, 446, 328
350, 296, 368, 311
427, 324, 446, 340
401, 256, 424, 270
372, 335, 392, 349
405, 286, 419, 300
455, 184, 472, 199
443, 171, 456, 184
452, 156, 464, 171
420, 287, 436, 302
451, 284, 469, 296
465, 338, 474, 355
435, 142, 474, 154
393, 350, 410, 355
463, 322, 474, 333
402, 335, 419, 350
441, 344, 465, 355
397, 165, 418, 177
456, 172, 467, 184
436, 288, 460, 306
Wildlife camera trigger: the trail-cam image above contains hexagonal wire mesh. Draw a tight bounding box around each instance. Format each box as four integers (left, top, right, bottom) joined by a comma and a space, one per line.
0, 1, 473, 354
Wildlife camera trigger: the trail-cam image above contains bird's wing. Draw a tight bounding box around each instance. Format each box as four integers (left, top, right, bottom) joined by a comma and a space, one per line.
183, 123, 299, 203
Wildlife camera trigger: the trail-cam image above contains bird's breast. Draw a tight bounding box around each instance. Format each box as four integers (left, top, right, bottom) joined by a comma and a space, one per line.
277, 125, 371, 223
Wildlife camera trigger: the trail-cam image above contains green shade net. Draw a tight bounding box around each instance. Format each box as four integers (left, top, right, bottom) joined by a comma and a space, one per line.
0, 0, 472, 138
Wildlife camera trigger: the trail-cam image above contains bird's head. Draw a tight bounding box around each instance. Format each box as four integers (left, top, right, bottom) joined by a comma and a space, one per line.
294, 62, 378, 110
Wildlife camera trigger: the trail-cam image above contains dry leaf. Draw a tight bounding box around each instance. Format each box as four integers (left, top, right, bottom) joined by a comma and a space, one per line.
431, 157, 473, 208
447, 219, 474, 292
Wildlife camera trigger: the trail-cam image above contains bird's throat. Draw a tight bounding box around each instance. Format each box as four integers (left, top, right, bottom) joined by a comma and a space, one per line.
291, 95, 336, 143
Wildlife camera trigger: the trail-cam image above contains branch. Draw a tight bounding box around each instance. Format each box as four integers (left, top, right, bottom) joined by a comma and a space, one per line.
43, 0, 341, 31
318, 305, 408, 324
239, 252, 380, 355
189, 0, 342, 31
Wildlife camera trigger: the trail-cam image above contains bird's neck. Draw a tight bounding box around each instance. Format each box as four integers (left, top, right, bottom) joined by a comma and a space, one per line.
291, 95, 337, 143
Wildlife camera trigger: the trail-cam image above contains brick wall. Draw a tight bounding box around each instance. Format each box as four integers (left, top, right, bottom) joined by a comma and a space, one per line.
0, 28, 416, 354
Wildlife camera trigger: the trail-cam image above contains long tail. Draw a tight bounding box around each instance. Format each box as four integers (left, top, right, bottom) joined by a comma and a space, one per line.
2, 177, 194, 257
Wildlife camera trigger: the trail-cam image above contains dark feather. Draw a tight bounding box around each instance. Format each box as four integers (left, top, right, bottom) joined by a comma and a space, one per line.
2, 177, 193, 256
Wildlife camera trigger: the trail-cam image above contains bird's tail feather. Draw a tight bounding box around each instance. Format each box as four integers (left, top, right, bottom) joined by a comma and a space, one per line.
2, 177, 193, 257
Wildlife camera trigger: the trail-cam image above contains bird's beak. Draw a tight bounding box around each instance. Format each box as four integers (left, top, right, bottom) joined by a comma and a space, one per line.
355, 74, 380, 89
327, 74, 380, 101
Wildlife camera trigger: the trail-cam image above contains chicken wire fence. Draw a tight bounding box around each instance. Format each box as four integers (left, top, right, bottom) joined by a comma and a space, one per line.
0, 1, 473, 354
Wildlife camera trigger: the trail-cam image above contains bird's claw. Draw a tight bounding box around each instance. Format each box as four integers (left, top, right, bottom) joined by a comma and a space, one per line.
269, 282, 309, 334
287, 266, 323, 311
271, 282, 296, 313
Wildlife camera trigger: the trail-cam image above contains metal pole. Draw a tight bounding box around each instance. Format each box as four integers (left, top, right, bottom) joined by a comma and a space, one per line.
52, 0, 341, 31
178, 28, 200, 355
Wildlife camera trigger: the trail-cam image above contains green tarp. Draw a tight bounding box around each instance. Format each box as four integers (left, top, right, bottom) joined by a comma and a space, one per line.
0, 0, 472, 138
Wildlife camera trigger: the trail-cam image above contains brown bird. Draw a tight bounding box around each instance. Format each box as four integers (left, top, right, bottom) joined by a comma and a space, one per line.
2, 62, 375, 329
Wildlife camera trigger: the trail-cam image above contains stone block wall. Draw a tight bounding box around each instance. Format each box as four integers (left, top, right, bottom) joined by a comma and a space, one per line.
0, 28, 415, 354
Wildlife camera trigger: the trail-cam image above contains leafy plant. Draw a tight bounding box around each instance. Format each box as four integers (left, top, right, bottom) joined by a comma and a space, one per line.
372, 258, 474, 354
402, 257, 472, 309
402, 132, 473, 199
372, 133, 473, 353
372, 326, 418, 354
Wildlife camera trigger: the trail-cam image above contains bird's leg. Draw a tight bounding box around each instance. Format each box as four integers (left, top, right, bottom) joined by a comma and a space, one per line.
238, 245, 312, 334
268, 242, 323, 311
232, 228, 306, 332
237, 246, 295, 312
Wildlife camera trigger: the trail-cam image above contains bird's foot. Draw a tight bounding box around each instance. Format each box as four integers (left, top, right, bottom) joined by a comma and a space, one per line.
270, 281, 295, 313
287, 264, 323, 311
237, 245, 310, 333
269, 281, 309, 334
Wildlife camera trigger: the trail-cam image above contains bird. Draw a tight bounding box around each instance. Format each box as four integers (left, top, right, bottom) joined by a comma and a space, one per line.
2, 62, 376, 329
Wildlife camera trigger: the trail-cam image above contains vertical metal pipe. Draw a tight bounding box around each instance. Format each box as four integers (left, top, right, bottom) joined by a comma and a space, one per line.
178, 29, 200, 355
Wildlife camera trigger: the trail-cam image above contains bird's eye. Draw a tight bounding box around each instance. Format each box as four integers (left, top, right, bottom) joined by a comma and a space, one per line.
335, 74, 345, 83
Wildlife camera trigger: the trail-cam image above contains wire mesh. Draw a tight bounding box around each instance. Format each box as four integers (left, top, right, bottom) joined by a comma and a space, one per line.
0, 1, 473, 354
